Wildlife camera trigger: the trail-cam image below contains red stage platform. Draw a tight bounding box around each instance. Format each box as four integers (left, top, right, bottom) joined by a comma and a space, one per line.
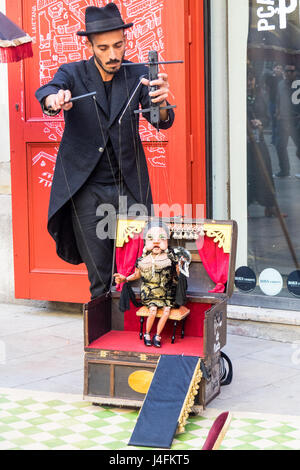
87, 330, 204, 357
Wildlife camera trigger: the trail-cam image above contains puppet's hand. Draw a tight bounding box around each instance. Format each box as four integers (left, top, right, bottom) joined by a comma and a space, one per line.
113, 273, 127, 284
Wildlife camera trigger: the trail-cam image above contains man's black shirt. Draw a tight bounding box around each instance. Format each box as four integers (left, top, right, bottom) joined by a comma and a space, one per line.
88, 78, 120, 185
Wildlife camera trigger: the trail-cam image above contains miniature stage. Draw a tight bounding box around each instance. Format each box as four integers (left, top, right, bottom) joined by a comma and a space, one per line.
86, 302, 208, 357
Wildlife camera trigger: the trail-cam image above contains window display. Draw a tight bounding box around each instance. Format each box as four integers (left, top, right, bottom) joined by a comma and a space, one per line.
244, 0, 300, 304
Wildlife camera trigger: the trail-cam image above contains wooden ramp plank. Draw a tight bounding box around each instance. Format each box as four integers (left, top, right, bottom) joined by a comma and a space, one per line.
128, 355, 200, 449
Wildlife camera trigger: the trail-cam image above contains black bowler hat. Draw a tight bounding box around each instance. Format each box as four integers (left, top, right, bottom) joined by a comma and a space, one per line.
77, 4, 133, 36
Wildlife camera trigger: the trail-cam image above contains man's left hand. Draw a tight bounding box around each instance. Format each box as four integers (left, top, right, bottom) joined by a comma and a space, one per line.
141, 72, 170, 106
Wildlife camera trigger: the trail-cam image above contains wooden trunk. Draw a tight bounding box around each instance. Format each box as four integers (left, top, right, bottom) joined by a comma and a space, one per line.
83, 218, 237, 410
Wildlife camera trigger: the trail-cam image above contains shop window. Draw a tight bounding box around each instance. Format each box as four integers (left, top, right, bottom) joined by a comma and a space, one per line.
235, 0, 300, 307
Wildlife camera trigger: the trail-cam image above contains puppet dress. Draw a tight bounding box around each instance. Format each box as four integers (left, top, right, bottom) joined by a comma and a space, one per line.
136, 251, 178, 308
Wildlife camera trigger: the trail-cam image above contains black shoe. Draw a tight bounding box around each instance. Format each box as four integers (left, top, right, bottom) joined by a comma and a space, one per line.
265, 206, 287, 218
143, 334, 152, 347
274, 171, 290, 178
152, 334, 161, 348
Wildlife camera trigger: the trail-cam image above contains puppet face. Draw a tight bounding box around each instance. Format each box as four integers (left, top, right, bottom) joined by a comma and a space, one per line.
87, 29, 126, 78
145, 226, 168, 255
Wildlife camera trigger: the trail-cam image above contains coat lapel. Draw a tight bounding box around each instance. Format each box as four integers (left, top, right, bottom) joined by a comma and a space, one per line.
109, 65, 138, 127
84, 57, 109, 118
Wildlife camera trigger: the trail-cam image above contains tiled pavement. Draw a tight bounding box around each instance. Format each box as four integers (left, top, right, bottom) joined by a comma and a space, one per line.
1, 387, 300, 450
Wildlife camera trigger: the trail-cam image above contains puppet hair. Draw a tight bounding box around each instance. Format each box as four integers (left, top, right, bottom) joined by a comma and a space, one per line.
143, 219, 170, 239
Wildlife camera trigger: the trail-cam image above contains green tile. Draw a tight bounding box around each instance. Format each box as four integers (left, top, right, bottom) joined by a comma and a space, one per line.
189, 415, 206, 422
16, 398, 36, 406
269, 434, 292, 444
9, 407, 28, 415
44, 400, 65, 407
242, 418, 263, 424
0, 397, 10, 404
0, 424, 13, 433
185, 422, 203, 432
239, 434, 263, 444
94, 410, 117, 419
122, 411, 138, 420
85, 419, 106, 429
231, 443, 259, 451
28, 416, 50, 426
240, 424, 264, 433
174, 432, 199, 442
105, 441, 130, 450
72, 401, 93, 409
12, 436, 35, 446
43, 438, 67, 449
82, 429, 103, 439
38, 408, 58, 416
118, 421, 136, 431
110, 431, 131, 440
73, 440, 99, 450
20, 426, 44, 436
171, 442, 194, 450
56, 418, 82, 428
49, 428, 74, 438
273, 424, 296, 434
65, 408, 86, 417
1, 415, 19, 424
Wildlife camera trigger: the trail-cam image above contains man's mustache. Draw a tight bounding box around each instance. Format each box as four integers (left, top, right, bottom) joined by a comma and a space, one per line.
106, 60, 120, 65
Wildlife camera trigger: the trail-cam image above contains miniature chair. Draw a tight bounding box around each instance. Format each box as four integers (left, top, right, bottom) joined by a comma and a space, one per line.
201, 411, 232, 450
136, 305, 190, 343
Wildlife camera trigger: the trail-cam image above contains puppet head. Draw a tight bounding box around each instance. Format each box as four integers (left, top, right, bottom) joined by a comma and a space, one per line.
143, 220, 170, 255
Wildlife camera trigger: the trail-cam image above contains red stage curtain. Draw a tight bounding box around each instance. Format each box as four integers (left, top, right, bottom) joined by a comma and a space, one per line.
115, 234, 144, 291
196, 235, 229, 293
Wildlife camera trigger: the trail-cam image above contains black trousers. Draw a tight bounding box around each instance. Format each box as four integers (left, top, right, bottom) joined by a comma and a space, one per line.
71, 182, 137, 300
275, 118, 300, 175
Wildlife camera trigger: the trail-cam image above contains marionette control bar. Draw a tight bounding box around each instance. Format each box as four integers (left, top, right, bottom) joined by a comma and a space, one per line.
47, 91, 97, 109
68, 91, 97, 103
122, 60, 184, 66
122, 51, 183, 130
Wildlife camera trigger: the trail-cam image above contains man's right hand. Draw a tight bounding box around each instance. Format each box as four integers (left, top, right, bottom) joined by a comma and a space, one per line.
113, 273, 127, 284
45, 89, 73, 111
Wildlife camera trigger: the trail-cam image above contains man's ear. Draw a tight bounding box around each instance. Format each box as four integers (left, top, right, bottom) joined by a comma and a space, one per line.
86, 39, 93, 56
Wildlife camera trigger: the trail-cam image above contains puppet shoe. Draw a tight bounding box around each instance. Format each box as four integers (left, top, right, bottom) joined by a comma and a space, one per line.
143, 334, 152, 347
152, 334, 161, 348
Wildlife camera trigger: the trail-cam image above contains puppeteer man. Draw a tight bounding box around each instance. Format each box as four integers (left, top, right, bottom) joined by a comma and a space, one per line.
35, 3, 175, 300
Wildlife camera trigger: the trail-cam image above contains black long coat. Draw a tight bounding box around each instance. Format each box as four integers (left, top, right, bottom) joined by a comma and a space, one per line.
35, 57, 175, 264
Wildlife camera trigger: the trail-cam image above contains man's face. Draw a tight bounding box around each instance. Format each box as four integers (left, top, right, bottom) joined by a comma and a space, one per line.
87, 29, 126, 77
274, 65, 283, 76
285, 66, 296, 80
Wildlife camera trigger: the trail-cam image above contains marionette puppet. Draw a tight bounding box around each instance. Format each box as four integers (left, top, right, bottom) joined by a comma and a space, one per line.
114, 220, 191, 348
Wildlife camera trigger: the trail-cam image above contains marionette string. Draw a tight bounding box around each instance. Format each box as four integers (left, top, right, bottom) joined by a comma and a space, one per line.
58, 141, 108, 293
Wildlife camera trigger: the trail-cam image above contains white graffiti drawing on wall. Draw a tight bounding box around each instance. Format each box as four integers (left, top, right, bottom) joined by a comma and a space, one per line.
146, 145, 166, 168
32, 150, 56, 188
31, 0, 169, 184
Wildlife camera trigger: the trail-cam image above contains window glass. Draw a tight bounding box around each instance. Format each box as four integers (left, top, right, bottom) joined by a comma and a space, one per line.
244, 0, 300, 302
